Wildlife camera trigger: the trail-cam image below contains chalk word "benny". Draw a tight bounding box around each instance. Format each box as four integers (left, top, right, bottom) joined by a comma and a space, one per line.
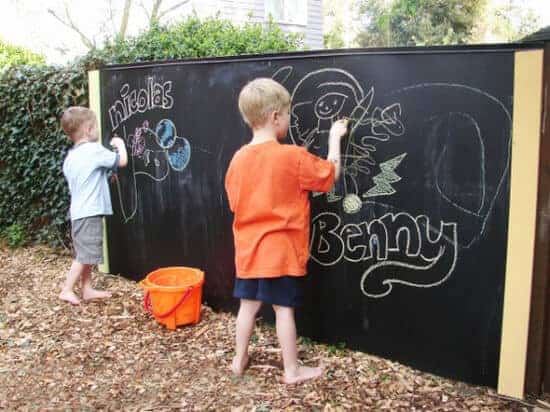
310, 212, 458, 298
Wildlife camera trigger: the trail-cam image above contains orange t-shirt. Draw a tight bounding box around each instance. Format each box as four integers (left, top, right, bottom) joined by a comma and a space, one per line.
225, 140, 335, 278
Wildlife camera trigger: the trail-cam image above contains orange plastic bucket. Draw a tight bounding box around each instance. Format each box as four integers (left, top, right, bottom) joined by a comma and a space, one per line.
139, 267, 204, 330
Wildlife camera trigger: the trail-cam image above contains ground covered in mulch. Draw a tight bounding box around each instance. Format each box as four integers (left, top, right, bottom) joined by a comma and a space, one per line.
0, 246, 533, 411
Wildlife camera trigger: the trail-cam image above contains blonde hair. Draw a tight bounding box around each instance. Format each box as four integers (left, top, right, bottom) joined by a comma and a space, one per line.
60, 106, 96, 139
238, 78, 291, 129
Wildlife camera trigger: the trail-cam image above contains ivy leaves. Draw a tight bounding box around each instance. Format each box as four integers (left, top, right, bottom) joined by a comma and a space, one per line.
0, 65, 87, 246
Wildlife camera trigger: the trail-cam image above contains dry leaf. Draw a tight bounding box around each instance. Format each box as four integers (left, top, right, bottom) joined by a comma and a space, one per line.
0, 245, 523, 411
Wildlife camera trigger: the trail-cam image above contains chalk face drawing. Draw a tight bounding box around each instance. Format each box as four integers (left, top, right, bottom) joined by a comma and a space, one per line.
107, 78, 191, 223
274, 67, 407, 215
275, 66, 511, 299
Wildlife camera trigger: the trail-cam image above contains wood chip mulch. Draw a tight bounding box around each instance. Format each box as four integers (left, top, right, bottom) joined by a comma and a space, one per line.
0, 246, 530, 411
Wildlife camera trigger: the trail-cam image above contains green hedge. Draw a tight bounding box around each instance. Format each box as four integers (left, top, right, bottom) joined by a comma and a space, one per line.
0, 65, 88, 246
85, 16, 303, 67
0, 16, 303, 248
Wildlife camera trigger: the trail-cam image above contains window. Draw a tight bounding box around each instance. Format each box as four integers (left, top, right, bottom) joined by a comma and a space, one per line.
265, 0, 308, 26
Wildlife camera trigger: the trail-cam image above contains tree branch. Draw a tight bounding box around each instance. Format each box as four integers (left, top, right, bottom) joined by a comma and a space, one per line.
47, 5, 95, 49
149, 0, 163, 24
158, 0, 190, 20
118, 0, 133, 40
108, 0, 117, 36
139, 0, 152, 20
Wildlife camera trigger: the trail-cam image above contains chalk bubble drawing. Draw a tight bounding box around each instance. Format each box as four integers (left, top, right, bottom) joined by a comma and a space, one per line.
128, 119, 191, 180
112, 118, 191, 223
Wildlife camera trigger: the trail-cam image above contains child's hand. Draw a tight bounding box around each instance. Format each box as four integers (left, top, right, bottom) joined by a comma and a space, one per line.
329, 119, 349, 140
110, 137, 125, 150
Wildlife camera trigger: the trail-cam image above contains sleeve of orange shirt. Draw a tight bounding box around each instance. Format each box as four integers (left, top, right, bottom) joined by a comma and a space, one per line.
298, 148, 336, 193
225, 158, 237, 212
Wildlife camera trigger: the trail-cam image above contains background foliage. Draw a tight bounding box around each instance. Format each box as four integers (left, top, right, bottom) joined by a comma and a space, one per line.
0, 37, 45, 69
356, 0, 487, 47
85, 16, 302, 67
0, 17, 303, 247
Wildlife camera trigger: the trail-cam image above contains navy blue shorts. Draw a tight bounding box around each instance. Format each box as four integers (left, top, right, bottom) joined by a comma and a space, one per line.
233, 276, 305, 308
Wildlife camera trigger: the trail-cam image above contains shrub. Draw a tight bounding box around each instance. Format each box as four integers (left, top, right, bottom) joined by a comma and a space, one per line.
0, 38, 45, 69
82, 16, 302, 69
3, 223, 28, 248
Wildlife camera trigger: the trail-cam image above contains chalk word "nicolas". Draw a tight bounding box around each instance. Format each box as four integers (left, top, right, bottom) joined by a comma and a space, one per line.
109, 78, 174, 131
310, 212, 458, 298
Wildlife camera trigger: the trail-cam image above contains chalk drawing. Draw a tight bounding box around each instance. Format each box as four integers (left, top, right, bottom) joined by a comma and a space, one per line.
278, 67, 511, 245
111, 118, 191, 223
342, 194, 362, 214
276, 67, 406, 214
108, 78, 174, 131
364, 153, 407, 198
388, 83, 512, 248
273, 66, 512, 298
127, 119, 191, 181
309, 211, 458, 298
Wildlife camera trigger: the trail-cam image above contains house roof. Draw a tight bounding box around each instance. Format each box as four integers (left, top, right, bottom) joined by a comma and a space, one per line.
522, 26, 550, 42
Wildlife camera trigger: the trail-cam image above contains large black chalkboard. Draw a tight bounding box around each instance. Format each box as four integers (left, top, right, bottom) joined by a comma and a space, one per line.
100, 46, 521, 386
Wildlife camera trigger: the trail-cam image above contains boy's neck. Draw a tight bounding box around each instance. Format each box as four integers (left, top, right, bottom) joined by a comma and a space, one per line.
72, 135, 94, 147
249, 128, 278, 145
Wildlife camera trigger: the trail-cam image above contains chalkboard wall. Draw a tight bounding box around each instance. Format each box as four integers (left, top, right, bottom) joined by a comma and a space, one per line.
100, 47, 516, 386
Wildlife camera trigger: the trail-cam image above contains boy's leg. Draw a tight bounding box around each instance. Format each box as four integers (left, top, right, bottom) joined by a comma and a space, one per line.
232, 298, 262, 376
59, 260, 87, 305
273, 304, 323, 384
81, 265, 112, 301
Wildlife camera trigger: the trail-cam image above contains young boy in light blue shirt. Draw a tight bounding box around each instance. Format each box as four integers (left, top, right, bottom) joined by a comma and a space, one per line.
59, 106, 128, 305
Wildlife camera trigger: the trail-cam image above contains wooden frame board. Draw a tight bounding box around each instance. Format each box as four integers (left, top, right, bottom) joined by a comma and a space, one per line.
498, 49, 544, 398
88, 70, 110, 274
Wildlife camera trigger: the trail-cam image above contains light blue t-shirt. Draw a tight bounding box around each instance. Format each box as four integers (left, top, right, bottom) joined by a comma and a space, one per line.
63, 142, 118, 221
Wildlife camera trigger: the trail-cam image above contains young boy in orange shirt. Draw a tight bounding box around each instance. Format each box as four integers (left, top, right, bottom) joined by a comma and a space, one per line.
225, 78, 347, 384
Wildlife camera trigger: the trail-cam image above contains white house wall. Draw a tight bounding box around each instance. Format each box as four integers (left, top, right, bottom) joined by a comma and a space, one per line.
305, 0, 323, 49
181, 0, 323, 50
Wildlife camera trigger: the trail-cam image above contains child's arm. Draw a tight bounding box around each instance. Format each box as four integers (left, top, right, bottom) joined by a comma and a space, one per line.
327, 119, 348, 181
110, 137, 128, 168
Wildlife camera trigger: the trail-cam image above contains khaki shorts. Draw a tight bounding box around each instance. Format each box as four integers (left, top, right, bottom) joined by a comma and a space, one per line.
71, 216, 104, 265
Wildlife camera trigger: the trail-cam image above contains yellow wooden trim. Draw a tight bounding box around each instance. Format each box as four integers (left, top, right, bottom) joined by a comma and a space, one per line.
498, 50, 544, 398
88, 70, 110, 274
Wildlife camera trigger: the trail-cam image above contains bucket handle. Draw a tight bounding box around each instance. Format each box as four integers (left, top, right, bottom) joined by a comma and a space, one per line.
144, 287, 194, 319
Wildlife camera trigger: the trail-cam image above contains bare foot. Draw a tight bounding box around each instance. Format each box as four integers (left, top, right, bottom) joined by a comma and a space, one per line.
82, 288, 112, 301
59, 290, 81, 305
231, 354, 250, 376
282, 365, 324, 385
